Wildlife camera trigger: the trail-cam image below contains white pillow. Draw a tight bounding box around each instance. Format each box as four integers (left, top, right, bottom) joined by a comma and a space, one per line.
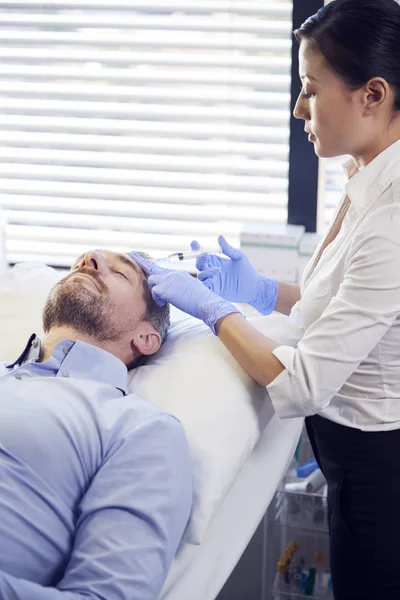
0, 263, 303, 545
0, 262, 62, 361
128, 311, 303, 544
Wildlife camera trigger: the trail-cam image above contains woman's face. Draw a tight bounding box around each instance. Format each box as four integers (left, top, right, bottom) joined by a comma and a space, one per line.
294, 40, 366, 159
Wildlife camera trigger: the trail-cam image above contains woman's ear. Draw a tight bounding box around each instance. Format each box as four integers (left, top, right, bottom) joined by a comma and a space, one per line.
131, 322, 161, 357
362, 77, 391, 116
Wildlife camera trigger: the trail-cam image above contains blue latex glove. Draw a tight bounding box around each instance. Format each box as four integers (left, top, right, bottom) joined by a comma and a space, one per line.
190, 236, 279, 316
130, 252, 240, 334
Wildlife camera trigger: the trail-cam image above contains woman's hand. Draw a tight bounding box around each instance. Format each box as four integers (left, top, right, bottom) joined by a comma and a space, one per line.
191, 236, 279, 316
130, 253, 240, 334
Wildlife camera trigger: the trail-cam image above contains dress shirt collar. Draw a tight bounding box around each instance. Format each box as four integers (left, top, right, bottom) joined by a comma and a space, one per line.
6, 334, 128, 394
343, 138, 400, 216
7, 333, 41, 366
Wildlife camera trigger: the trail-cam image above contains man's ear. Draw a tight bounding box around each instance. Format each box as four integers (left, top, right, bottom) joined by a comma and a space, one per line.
131, 322, 161, 357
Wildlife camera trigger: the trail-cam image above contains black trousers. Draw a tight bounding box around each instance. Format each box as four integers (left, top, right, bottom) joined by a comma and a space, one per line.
305, 415, 400, 600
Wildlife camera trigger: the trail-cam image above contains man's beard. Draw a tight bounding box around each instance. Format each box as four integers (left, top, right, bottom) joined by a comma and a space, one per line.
42, 271, 124, 343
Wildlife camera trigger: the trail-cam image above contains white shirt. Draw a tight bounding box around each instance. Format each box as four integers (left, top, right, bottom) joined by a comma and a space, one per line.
267, 138, 400, 431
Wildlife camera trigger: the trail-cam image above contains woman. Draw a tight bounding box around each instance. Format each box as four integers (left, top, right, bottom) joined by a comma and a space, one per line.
132, 0, 400, 598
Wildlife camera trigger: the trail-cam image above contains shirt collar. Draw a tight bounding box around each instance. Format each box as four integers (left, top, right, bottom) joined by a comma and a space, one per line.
6, 333, 40, 368
343, 139, 400, 216
6, 334, 128, 395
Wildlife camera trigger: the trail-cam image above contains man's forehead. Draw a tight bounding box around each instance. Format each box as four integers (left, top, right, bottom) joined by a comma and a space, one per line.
120, 253, 143, 275
98, 249, 143, 274
72, 249, 142, 275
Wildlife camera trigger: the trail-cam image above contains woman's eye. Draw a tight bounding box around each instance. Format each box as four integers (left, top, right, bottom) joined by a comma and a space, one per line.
302, 92, 315, 99
116, 271, 128, 279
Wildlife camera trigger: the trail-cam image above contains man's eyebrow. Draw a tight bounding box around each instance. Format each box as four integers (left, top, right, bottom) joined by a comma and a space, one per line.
71, 252, 141, 275
118, 253, 142, 275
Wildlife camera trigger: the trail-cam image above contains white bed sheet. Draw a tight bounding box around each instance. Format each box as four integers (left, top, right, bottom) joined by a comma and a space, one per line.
159, 412, 303, 600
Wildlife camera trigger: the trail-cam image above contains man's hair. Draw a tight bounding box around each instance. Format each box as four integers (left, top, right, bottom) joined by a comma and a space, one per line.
128, 251, 170, 370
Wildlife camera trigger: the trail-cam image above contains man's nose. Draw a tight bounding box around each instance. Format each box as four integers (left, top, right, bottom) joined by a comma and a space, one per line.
80, 251, 106, 273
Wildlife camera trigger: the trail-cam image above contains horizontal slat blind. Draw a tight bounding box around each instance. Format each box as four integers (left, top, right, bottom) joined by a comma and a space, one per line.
0, 0, 292, 267
320, 156, 347, 231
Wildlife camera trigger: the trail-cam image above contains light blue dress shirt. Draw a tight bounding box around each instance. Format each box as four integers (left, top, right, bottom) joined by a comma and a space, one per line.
0, 334, 192, 600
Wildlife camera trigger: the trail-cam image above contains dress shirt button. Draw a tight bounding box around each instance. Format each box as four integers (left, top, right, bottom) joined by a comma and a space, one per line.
14, 373, 22, 380
62, 371, 69, 378
63, 347, 68, 354
32, 338, 39, 348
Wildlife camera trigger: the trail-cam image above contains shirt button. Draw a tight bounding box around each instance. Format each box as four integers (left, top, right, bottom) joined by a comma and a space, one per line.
62, 371, 69, 378
63, 347, 68, 355
14, 373, 22, 380
32, 338, 39, 348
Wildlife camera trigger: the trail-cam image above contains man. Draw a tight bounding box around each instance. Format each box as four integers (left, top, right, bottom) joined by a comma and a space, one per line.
0, 249, 192, 600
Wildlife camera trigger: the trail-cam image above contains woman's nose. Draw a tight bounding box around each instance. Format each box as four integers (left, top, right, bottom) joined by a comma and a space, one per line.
293, 99, 303, 120
293, 94, 308, 121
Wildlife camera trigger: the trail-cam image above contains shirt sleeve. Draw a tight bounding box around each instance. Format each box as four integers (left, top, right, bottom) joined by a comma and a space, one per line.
267, 208, 400, 418
0, 414, 193, 600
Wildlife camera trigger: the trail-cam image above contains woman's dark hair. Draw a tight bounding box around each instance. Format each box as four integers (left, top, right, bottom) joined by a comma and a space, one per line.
294, 0, 400, 112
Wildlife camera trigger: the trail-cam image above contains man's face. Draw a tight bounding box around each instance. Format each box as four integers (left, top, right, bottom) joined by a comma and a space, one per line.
43, 249, 149, 342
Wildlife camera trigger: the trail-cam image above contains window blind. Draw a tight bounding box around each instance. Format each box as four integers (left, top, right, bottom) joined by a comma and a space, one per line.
0, 0, 293, 267
320, 156, 347, 232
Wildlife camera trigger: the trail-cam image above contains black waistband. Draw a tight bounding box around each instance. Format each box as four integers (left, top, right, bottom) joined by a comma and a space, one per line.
306, 414, 400, 476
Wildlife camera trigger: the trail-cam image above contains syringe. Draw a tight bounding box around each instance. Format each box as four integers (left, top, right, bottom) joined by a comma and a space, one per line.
156, 250, 203, 264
